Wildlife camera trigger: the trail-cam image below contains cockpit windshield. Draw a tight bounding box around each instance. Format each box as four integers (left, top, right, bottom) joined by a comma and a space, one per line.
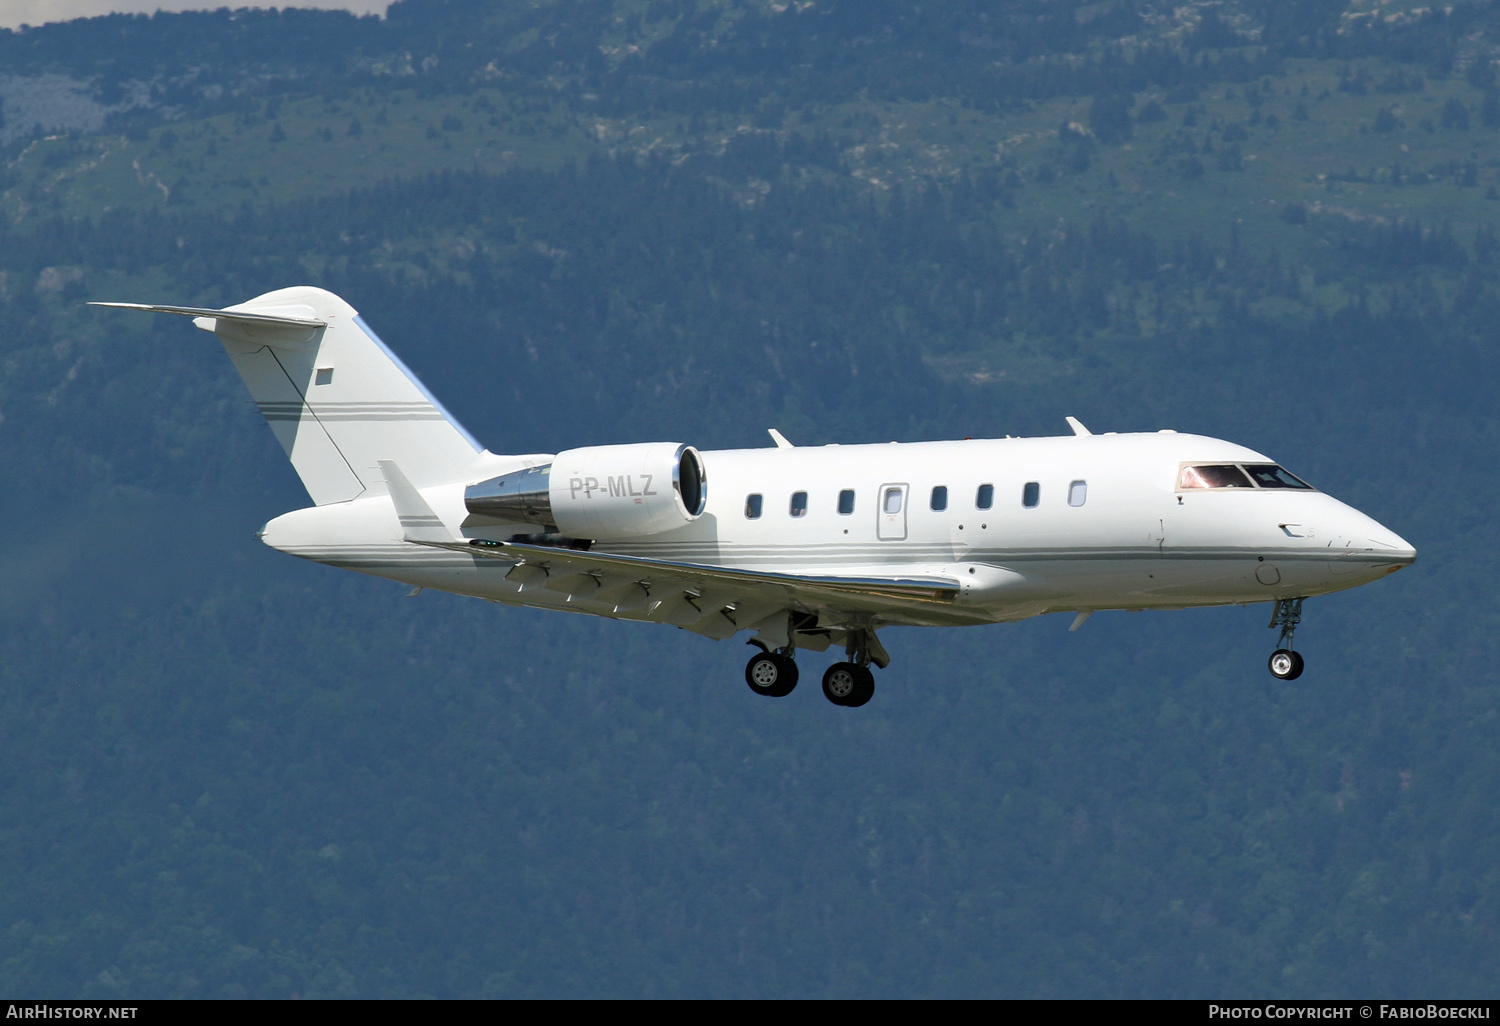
1242, 464, 1314, 489
1178, 463, 1315, 491
1178, 464, 1253, 489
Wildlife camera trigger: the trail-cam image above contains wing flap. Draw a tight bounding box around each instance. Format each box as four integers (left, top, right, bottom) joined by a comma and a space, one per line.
428, 538, 959, 605
417, 534, 954, 612
398, 538, 956, 638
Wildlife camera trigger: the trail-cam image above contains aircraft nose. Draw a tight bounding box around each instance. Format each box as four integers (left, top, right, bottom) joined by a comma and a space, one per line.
1327, 500, 1416, 573
1375, 527, 1417, 566
1356, 508, 1416, 566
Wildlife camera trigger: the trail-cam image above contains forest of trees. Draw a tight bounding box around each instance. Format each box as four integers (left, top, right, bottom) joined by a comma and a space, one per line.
0, 0, 1496, 997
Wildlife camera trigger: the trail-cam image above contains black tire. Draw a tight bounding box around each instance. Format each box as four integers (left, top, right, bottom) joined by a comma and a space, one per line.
1269, 649, 1304, 680
774, 655, 799, 695
746, 652, 797, 697
845, 665, 875, 707
823, 662, 874, 706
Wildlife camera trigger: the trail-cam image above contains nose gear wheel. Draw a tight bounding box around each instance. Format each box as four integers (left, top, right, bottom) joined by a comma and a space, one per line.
1267, 598, 1307, 679
1269, 649, 1304, 680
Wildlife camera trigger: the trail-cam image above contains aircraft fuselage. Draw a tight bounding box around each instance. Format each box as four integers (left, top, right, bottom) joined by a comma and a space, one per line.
261, 430, 1415, 630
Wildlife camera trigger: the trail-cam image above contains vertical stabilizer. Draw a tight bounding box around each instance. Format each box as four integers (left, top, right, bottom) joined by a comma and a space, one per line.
97, 287, 485, 504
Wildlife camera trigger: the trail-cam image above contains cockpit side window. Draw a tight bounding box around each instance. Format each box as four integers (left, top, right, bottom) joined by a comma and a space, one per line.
1243, 464, 1314, 489
1178, 464, 1254, 490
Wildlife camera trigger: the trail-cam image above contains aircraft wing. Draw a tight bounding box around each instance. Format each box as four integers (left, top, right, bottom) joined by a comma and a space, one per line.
418, 536, 959, 640
379, 459, 957, 643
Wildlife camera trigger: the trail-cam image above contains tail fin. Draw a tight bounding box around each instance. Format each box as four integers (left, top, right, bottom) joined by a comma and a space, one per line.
95, 287, 484, 504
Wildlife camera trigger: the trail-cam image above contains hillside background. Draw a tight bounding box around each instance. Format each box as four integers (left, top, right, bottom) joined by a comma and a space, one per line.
0, 0, 1496, 997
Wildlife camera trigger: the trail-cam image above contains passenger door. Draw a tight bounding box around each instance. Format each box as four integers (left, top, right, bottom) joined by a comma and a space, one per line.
877, 483, 909, 541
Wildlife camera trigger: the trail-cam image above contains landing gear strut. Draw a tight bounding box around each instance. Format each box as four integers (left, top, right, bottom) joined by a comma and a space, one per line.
745, 641, 798, 697
1268, 597, 1306, 680
821, 629, 880, 707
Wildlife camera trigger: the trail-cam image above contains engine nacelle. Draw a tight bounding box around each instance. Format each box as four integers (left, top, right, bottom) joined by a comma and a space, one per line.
550, 442, 707, 538
465, 442, 706, 540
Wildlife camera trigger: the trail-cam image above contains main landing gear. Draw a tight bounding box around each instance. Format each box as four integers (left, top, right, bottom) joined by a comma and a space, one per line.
1268, 597, 1306, 680
821, 662, 874, 707
744, 645, 798, 698
744, 626, 885, 706
821, 628, 881, 707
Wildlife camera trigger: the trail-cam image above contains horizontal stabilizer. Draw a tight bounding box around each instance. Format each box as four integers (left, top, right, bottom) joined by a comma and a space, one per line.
89, 301, 326, 329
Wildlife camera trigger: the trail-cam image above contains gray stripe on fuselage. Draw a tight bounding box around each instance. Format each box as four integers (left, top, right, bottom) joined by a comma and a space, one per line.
274, 542, 1393, 573
598, 543, 1401, 565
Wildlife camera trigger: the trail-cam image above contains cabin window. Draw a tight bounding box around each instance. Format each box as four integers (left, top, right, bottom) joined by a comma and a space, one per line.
1243, 464, 1314, 490
1068, 480, 1088, 507
1022, 482, 1040, 508
790, 491, 808, 517
314, 367, 334, 386
976, 484, 993, 510
883, 487, 903, 515
930, 486, 948, 512
1178, 464, 1254, 490
838, 489, 856, 515
745, 493, 762, 519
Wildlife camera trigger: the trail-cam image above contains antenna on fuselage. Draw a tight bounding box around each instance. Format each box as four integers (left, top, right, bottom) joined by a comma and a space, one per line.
767, 428, 795, 449
1065, 416, 1092, 436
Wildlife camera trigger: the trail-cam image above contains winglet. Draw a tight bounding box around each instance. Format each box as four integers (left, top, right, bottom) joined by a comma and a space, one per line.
379, 460, 455, 543
767, 428, 794, 449
1065, 416, 1092, 436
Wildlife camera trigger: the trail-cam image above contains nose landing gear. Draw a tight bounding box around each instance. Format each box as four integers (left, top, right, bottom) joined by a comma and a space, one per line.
1268, 597, 1306, 680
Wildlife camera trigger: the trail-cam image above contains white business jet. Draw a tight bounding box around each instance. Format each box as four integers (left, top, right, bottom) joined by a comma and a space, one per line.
95, 287, 1416, 707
